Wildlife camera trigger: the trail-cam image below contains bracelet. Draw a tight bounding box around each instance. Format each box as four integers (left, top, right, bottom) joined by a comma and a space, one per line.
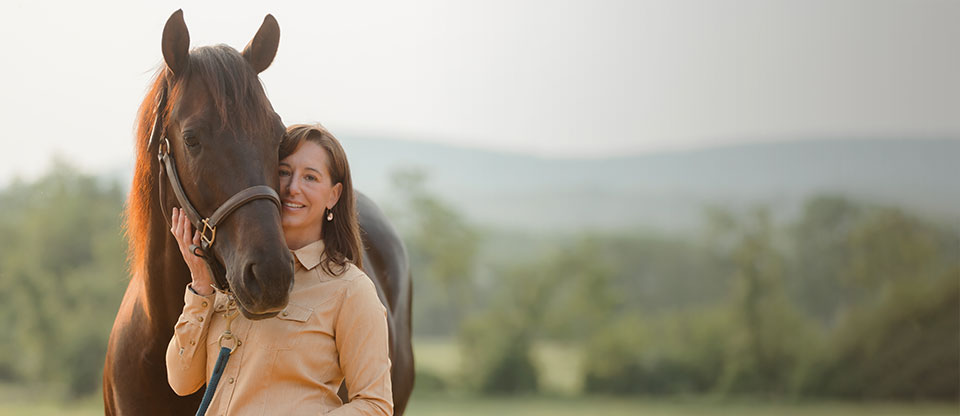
188, 283, 215, 296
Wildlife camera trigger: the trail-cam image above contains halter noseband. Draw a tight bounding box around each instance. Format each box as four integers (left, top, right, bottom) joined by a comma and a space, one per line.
148, 81, 282, 291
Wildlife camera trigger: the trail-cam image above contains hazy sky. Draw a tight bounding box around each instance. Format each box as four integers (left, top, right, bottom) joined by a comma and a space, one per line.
0, 0, 957, 182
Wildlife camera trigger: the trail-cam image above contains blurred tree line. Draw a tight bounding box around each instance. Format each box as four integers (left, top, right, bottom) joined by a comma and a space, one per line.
0, 160, 127, 398
0, 162, 956, 402
388, 168, 958, 401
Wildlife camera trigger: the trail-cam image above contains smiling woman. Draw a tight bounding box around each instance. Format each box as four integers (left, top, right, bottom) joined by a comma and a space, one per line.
278, 134, 344, 248
279, 123, 364, 273
165, 122, 393, 415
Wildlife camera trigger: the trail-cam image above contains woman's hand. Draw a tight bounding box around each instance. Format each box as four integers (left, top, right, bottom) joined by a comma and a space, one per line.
170, 207, 215, 296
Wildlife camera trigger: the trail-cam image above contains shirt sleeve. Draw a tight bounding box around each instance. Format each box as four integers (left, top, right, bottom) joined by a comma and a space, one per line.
165, 283, 216, 396
327, 273, 394, 416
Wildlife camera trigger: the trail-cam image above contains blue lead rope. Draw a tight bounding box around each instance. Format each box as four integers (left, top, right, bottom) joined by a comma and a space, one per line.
196, 346, 232, 416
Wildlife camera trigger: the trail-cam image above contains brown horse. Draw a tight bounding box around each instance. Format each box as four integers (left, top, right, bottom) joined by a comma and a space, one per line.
103, 10, 413, 415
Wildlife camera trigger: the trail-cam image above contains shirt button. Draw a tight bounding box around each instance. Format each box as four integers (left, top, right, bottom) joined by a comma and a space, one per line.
228, 377, 235, 384
190, 340, 196, 346
198, 316, 204, 322
201, 301, 208, 308
282, 311, 289, 317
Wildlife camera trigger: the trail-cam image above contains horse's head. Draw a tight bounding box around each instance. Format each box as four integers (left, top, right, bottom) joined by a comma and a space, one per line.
158, 10, 294, 319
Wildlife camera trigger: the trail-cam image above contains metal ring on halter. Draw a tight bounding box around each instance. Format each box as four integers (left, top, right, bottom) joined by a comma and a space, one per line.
157, 137, 170, 161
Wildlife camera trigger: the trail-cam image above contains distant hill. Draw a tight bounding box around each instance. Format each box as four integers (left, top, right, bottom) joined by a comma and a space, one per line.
340, 137, 960, 232
79, 137, 958, 232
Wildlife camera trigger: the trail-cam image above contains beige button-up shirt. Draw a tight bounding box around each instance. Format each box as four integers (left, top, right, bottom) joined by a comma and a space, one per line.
166, 239, 393, 415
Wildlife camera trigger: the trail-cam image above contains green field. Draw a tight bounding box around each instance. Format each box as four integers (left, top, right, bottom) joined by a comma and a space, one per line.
1, 338, 954, 415
406, 337, 958, 415
407, 396, 958, 416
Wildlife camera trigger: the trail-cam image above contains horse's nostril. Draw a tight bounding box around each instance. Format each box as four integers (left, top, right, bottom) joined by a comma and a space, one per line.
238, 258, 294, 315
242, 262, 264, 299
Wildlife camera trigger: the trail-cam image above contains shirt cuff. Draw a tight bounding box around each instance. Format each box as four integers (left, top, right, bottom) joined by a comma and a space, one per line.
174, 285, 216, 358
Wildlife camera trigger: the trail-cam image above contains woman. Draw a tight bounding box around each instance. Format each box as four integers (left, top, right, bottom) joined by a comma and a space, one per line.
165, 124, 393, 416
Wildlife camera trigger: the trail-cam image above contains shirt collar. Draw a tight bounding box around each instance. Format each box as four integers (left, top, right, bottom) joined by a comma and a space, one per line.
291, 239, 325, 271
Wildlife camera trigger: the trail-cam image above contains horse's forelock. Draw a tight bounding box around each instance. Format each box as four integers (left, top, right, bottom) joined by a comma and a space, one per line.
178, 45, 276, 135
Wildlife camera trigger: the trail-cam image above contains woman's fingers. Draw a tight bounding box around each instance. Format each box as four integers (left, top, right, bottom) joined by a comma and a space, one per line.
168, 207, 209, 282
180, 210, 192, 244
170, 207, 179, 237
174, 209, 182, 241
169, 207, 196, 252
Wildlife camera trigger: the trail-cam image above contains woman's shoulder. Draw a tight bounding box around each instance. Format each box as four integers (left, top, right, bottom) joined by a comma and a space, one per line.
293, 262, 377, 311
338, 263, 373, 288
338, 264, 385, 315
318, 262, 372, 289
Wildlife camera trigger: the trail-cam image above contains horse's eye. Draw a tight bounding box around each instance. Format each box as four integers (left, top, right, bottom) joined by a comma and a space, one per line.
183, 132, 200, 148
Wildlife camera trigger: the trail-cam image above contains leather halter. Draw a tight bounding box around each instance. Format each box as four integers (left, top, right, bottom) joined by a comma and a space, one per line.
148, 80, 282, 291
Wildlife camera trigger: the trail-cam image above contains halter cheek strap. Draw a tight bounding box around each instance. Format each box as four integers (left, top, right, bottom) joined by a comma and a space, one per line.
149, 82, 282, 291
158, 138, 282, 251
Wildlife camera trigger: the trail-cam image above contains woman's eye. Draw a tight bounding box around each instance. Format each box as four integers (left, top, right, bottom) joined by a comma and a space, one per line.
305, 174, 317, 182
278, 169, 291, 177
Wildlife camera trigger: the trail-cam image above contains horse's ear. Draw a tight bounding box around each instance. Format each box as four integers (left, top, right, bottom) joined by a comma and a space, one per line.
242, 14, 280, 74
162, 9, 190, 76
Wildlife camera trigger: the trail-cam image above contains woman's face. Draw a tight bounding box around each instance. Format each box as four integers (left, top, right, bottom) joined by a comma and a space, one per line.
278, 141, 342, 244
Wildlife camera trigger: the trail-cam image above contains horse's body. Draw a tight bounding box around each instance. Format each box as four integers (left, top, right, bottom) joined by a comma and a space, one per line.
356, 192, 415, 412
103, 10, 413, 415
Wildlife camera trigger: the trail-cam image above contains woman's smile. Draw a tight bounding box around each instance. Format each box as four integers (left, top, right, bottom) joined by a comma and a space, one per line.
282, 200, 307, 210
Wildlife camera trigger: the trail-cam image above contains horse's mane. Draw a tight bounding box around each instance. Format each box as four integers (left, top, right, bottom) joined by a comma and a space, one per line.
125, 45, 278, 278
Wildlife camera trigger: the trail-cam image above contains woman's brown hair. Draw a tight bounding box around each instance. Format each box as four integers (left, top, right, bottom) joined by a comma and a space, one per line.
279, 123, 363, 275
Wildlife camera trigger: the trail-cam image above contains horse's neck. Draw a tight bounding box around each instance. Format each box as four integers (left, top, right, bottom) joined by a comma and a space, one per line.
141, 207, 192, 332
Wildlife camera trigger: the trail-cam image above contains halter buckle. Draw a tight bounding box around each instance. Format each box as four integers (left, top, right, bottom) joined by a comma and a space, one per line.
200, 218, 217, 248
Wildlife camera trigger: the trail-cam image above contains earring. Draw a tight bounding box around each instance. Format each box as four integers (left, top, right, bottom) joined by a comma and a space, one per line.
327, 210, 334, 222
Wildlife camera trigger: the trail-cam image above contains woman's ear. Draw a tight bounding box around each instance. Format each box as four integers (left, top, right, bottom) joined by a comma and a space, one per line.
328, 183, 343, 209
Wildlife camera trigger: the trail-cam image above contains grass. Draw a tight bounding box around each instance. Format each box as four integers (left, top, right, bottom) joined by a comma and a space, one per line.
0, 386, 956, 416
403, 337, 958, 415
0, 392, 956, 416
0, 384, 101, 416
1, 338, 955, 415
0, 403, 101, 416
406, 396, 959, 416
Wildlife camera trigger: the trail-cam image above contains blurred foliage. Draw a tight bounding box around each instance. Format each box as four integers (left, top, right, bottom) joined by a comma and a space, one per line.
582, 309, 730, 395
459, 312, 539, 395
0, 160, 126, 398
1, 163, 956, 402
412, 367, 448, 394
389, 170, 957, 400
388, 168, 481, 336
809, 268, 959, 399
705, 207, 822, 397
577, 202, 957, 400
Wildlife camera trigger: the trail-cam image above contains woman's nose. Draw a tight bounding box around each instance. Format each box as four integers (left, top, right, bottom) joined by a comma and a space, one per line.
284, 176, 300, 196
